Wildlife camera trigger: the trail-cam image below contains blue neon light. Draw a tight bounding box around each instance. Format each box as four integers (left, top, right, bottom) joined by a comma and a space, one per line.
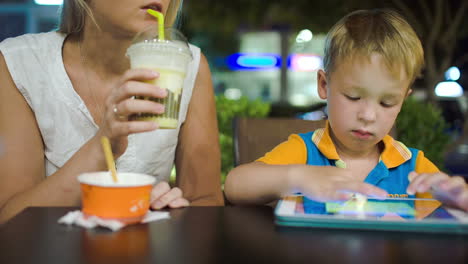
226, 53, 281, 71
35, 0, 63, 5
237, 55, 278, 67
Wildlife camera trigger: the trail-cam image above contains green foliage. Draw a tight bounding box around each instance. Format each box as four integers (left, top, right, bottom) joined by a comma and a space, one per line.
216, 96, 271, 182
395, 97, 452, 169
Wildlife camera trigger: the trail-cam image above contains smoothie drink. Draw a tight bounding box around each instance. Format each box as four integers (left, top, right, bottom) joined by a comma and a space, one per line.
126, 27, 192, 129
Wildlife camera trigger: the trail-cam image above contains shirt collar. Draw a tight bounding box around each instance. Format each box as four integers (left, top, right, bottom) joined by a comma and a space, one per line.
312, 121, 412, 168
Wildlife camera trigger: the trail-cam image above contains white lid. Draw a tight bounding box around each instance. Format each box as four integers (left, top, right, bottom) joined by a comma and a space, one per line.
126, 26, 192, 59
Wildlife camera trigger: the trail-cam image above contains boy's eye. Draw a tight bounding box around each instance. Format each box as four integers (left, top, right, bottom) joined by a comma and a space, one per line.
345, 95, 360, 101
380, 101, 395, 107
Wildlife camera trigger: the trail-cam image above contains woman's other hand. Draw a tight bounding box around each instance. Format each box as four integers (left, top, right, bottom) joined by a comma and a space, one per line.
150, 182, 190, 209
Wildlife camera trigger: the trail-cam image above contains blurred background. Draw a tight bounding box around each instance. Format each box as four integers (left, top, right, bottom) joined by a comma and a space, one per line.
1, 0, 468, 179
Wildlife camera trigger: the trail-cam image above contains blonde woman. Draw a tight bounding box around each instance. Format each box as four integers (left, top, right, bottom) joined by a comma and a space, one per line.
0, 0, 224, 224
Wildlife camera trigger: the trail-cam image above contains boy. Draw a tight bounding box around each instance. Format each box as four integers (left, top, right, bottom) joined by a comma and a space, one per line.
224, 9, 468, 212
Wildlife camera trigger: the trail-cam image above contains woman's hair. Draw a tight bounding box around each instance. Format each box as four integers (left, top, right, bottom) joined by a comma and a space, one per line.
323, 9, 424, 85
58, 0, 183, 36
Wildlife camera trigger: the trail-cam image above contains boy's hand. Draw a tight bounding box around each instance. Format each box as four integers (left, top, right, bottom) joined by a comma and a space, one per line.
407, 171, 468, 212
291, 165, 388, 202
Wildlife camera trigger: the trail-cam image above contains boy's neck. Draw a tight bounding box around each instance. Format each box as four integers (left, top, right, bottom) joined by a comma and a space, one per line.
333, 140, 383, 182
330, 132, 383, 162
336, 143, 382, 162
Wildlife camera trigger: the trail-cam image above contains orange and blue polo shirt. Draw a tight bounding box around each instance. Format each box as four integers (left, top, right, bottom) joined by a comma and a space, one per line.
257, 122, 440, 217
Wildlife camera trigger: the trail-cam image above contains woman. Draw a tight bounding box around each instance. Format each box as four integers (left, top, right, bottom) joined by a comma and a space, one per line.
0, 0, 223, 224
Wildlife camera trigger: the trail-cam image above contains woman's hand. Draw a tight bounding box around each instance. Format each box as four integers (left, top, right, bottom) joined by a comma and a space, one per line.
292, 165, 388, 202
97, 68, 167, 157
407, 171, 468, 211
150, 182, 190, 209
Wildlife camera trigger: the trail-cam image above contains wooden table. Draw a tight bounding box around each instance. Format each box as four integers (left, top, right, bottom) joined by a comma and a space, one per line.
1, 206, 467, 264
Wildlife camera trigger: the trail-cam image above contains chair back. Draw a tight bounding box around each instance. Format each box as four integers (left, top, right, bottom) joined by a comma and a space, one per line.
233, 117, 326, 166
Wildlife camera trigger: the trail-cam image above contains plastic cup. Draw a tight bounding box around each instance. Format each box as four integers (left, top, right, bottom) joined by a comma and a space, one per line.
126, 27, 192, 129
78, 172, 156, 224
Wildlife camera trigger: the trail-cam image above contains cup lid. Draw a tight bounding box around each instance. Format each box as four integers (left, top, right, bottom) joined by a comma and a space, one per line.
127, 26, 192, 58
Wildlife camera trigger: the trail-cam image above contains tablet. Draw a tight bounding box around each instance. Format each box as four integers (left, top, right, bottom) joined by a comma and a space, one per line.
274, 195, 468, 234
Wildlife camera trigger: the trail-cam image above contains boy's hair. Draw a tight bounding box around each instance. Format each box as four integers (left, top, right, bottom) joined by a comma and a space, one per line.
58, 0, 183, 36
323, 9, 424, 85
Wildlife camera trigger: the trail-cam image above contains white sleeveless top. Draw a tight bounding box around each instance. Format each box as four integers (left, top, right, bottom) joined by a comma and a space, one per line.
0, 32, 200, 182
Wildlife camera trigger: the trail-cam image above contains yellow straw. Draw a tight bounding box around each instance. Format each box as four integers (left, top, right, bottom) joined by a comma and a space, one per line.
147, 9, 165, 40
100, 136, 118, 183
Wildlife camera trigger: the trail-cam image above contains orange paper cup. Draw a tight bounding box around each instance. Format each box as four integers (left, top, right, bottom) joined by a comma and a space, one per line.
78, 172, 156, 224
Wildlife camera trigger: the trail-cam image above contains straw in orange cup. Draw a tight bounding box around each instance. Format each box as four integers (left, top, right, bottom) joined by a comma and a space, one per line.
100, 136, 118, 183
78, 172, 156, 224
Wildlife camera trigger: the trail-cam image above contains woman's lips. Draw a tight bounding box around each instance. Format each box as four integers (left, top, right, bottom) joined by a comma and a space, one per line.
141, 3, 162, 12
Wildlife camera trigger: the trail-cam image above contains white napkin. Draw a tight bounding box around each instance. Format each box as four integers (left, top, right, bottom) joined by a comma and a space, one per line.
58, 210, 170, 231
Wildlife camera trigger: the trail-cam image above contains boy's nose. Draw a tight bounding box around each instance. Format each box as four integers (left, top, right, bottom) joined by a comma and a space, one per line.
357, 102, 377, 123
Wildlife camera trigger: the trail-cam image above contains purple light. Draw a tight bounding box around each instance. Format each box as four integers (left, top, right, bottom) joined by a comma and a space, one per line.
290, 54, 322, 72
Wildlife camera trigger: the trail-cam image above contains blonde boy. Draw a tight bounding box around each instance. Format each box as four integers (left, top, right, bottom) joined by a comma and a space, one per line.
224, 9, 468, 211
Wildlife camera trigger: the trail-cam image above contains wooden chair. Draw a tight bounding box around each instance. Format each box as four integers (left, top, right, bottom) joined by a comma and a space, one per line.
233, 117, 326, 166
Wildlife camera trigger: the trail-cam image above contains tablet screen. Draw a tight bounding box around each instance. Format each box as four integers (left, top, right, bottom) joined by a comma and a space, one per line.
297, 196, 455, 221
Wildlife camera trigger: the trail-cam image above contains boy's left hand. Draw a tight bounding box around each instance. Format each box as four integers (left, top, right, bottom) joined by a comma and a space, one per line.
407, 171, 468, 212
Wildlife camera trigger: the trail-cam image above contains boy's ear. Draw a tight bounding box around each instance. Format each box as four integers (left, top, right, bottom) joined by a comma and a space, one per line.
317, 70, 328, 99
406, 88, 413, 97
